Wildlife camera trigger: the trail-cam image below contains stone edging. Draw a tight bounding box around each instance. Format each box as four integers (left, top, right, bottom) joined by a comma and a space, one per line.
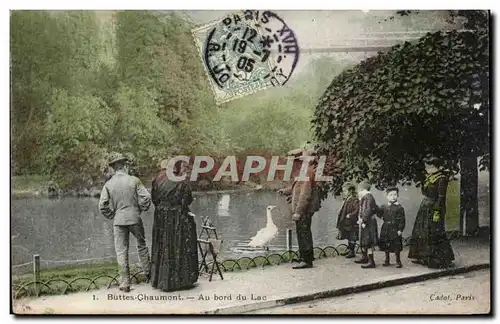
11, 186, 269, 200
202, 263, 490, 314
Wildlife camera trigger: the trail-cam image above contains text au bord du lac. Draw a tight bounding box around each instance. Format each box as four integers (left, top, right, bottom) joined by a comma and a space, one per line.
198, 293, 267, 301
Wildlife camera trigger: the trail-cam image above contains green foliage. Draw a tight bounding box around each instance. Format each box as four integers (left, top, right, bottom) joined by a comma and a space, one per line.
11, 11, 108, 177
114, 11, 220, 162
223, 98, 312, 154
11, 10, 350, 188
11, 175, 50, 193
312, 10, 489, 193
113, 86, 175, 168
218, 56, 351, 155
10, 11, 58, 173
12, 261, 123, 298
41, 89, 115, 187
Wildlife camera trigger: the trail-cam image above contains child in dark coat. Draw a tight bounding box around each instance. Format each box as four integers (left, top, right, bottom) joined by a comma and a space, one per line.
336, 182, 360, 258
377, 187, 406, 268
355, 182, 378, 269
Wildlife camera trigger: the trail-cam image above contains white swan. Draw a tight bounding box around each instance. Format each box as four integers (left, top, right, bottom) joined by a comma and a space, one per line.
247, 205, 279, 250
218, 194, 230, 217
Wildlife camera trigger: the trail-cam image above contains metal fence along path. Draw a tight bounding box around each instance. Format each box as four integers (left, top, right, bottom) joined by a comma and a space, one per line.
12, 231, 466, 299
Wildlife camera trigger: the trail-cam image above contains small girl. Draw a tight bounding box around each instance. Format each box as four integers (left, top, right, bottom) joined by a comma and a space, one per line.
377, 187, 406, 268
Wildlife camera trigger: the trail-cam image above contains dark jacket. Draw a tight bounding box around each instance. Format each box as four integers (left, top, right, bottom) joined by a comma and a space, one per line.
377, 202, 405, 252
423, 170, 449, 216
358, 192, 378, 248
408, 170, 455, 264
282, 165, 321, 216
336, 196, 359, 232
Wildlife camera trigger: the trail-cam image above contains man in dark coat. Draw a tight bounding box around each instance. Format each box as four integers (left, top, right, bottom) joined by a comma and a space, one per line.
336, 182, 359, 258
278, 148, 321, 269
355, 181, 378, 269
376, 187, 406, 268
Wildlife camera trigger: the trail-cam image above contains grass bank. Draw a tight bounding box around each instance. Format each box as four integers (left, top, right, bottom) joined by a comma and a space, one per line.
10, 175, 283, 199
12, 261, 143, 298
11, 250, 309, 299
11, 175, 50, 194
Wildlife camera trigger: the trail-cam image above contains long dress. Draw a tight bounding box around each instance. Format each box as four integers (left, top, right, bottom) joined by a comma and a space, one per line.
408, 170, 455, 268
150, 172, 199, 292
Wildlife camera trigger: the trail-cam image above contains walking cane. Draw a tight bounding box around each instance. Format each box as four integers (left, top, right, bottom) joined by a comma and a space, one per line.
358, 211, 363, 255
276, 206, 297, 263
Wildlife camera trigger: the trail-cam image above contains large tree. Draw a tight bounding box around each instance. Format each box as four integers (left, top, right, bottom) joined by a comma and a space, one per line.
11, 11, 108, 179
312, 10, 489, 235
114, 11, 217, 167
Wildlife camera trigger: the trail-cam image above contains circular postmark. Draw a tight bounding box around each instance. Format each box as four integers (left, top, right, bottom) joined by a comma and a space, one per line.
199, 10, 300, 102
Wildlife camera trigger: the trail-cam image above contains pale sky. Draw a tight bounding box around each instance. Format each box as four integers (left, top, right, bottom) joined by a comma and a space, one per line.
184, 10, 454, 75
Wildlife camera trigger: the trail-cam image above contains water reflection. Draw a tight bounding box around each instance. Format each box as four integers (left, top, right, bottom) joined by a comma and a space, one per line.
11, 183, 490, 269
217, 194, 230, 217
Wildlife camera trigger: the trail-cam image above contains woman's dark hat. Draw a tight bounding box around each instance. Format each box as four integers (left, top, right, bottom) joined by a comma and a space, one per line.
423, 155, 444, 167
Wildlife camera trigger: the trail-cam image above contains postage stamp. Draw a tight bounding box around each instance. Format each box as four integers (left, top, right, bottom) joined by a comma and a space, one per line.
192, 10, 300, 104
10, 9, 490, 316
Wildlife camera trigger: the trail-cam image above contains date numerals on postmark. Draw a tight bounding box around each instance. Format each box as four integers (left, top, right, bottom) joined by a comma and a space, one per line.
192, 10, 300, 104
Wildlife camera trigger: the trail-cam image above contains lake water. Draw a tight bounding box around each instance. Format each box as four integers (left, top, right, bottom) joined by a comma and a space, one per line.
11, 181, 490, 272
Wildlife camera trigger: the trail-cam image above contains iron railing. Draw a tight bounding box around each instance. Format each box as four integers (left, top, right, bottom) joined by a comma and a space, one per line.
12, 231, 467, 299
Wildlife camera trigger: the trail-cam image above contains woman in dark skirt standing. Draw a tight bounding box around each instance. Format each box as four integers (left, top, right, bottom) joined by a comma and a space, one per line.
408, 158, 455, 269
150, 159, 199, 292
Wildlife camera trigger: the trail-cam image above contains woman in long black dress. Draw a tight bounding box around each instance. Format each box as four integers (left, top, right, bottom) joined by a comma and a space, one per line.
408, 158, 455, 269
150, 159, 199, 291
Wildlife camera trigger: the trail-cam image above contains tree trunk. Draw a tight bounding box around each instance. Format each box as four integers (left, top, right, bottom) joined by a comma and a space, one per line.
459, 155, 479, 236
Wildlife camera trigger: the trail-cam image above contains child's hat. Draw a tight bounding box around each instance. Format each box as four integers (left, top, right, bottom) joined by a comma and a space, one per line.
386, 187, 399, 194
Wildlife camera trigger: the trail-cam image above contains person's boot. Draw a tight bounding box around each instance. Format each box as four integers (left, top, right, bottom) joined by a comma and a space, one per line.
361, 253, 376, 269
293, 254, 313, 269
382, 252, 390, 266
292, 261, 313, 269
355, 250, 369, 264
118, 265, 130, 292
119, 286, 131, 293
345, 243, 356, 258
143, 263, 152, 283
293, 250, 313, 269
396, 251, 402, 268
